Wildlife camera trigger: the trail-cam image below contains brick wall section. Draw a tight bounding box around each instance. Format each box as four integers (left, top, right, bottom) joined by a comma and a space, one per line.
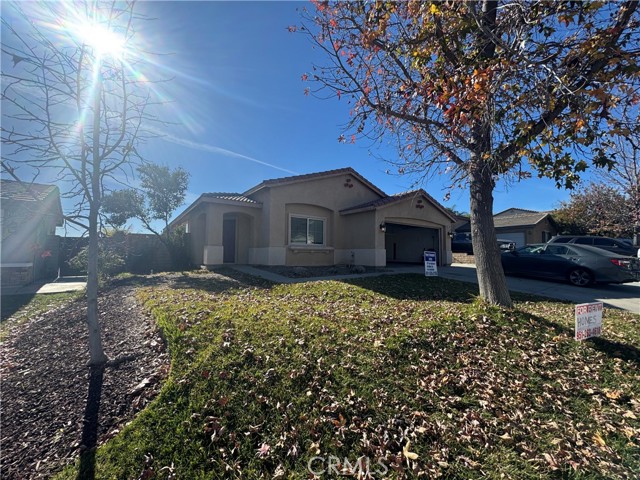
452, 253, 476, 264
1, 266, 33, 286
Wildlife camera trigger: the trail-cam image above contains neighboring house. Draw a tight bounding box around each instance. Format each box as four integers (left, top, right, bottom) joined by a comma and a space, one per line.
456, 208, 558, 248
170, 168, 456, 268
1, 179, 64, 285
451, 213, 471, 232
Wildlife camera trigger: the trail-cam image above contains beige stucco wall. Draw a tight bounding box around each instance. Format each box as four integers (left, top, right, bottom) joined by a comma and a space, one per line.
252, 173, 383, 266
258, 173, 381, 248
179, 173, 454, 267
184, 201, 261, 266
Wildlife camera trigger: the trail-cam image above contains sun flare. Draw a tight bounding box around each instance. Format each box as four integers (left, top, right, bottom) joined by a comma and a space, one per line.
71, 21, 126, 59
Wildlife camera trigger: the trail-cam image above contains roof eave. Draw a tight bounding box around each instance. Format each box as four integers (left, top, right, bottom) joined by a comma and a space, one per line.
168, 194, 262, 229
496, 213, 550, 229
340, 205, 375, 215
341, 190, 456, 223
244, 167, 386, 198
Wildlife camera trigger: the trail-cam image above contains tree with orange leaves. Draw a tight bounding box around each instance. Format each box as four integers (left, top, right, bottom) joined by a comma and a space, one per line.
299, 0, 639, 306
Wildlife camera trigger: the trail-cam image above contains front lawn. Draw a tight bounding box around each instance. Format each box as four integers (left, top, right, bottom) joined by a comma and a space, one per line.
59, 274, 639, 479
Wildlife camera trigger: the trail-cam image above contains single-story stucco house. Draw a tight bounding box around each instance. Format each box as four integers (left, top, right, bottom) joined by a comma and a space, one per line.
170, 168, 456, 268
457, 208, 558, 248
1, 179, 64, 285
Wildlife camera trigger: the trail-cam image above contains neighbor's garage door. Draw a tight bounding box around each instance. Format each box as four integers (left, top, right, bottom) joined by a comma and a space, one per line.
385, 224, 440, 264
497, 232, 526, 248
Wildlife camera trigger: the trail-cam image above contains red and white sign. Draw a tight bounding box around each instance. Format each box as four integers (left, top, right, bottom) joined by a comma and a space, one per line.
575, 302, 603, 341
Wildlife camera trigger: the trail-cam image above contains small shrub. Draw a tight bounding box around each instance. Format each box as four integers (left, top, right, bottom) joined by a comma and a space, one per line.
68, 241, 126, 280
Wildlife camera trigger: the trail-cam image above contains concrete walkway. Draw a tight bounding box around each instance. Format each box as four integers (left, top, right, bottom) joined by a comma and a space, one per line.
231, 264, 640, 314
230, 264, 425, 284
2, 277, 87, 296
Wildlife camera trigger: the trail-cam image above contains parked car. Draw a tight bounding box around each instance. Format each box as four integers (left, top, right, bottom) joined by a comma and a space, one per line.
452, 232, 516, 254
547, 235, 639, 257
501, 243, 640, 286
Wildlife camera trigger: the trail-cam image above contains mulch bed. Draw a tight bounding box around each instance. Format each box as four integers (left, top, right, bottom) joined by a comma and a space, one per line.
0, 282, 169, 479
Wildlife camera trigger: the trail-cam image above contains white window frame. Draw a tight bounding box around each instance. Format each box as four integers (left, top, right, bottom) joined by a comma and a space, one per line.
289, 214, 326, 246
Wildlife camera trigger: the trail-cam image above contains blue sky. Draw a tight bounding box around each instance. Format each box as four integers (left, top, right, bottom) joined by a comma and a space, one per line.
4, 1, 591, 233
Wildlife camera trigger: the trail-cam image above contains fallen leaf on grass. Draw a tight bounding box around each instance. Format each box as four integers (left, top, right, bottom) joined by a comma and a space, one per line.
604, 389, 623, 400
403, 441, 418, 460
593, 432, 606, 447
256, 443, 270, 458
543, 452, 559, 470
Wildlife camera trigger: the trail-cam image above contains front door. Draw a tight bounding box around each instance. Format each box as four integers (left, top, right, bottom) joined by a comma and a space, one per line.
223, 218, 236, 263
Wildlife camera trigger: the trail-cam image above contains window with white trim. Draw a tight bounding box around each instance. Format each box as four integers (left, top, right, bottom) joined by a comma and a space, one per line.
290, 215, 325, 245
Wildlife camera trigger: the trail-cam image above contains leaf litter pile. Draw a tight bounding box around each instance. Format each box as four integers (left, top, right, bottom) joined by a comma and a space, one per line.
0, 282, 169, 479
55, 273, 639, 479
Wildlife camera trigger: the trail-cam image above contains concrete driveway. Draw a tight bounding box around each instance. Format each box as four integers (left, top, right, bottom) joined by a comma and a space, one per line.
438, 264, 640, 314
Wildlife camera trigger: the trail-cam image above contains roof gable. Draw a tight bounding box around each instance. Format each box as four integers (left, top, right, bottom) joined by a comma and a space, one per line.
494, 207, 540, 217
341, 189, 456, 222
243, 167, 386, 198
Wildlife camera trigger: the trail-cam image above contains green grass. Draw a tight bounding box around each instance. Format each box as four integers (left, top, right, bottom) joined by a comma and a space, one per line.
58, 274, 640, 479
1, 292, 82, 341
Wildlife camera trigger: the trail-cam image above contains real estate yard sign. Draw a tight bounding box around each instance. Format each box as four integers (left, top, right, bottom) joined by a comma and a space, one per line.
575, 302, 603, 341
424, 250, 437, 277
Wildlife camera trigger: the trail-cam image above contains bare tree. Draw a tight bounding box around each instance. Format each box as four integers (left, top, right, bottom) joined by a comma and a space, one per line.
300, 1, 639, 306
2, 1, 161, 364
596, 128, 640, 244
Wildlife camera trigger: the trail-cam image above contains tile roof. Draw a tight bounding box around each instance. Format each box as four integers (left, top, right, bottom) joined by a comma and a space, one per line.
493, 210, 551, 228
244, 167, 386, 197
1, 179, 59, 202
201, 193, 260, 204
495, 208, 540, 217
169, 191, 262, 227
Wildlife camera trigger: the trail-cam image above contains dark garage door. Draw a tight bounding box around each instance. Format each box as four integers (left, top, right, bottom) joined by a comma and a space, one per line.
385, 224, 440, 264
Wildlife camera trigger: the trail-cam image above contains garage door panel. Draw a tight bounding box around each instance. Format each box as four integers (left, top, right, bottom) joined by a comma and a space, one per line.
385, 224, 439, 264
497, 232, 526, 248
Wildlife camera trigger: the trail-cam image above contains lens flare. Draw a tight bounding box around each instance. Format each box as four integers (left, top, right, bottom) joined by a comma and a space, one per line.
71, 21, 126, 59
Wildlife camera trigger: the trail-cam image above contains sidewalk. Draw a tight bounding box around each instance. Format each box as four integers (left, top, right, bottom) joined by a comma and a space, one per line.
2, 277, 87, 296
230, 263, 470, 284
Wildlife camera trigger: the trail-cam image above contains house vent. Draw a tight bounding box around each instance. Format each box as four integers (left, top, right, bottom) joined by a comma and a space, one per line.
344, 177, 353, 188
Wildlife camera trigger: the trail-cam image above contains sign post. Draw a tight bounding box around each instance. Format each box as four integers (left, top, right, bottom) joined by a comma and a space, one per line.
575, 302, 603, 341
424, 250, 438, 277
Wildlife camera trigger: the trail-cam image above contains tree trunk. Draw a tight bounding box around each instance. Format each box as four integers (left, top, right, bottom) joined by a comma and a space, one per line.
86, 74, 108, 366
86, 201, 108, 365
469, 154, 512, 307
